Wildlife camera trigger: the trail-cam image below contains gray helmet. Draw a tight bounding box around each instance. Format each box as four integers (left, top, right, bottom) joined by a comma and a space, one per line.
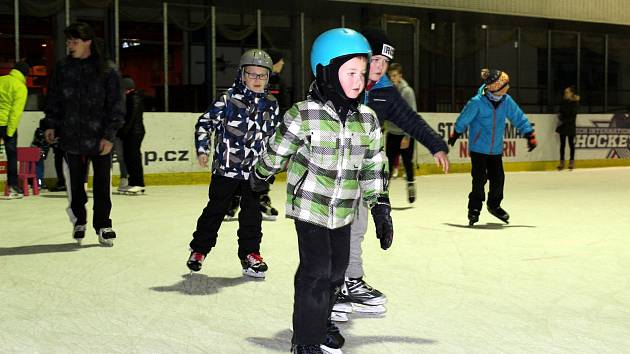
240, 49, 273, 71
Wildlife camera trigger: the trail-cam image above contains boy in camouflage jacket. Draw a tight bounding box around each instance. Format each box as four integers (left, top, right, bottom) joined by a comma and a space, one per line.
186, 49, 279, 278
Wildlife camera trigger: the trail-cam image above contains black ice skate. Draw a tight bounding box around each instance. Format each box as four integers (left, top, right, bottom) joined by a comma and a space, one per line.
468, 208, 480, 226
187, 251, 206, 272
260, 195, 279, 221
241, 252, 268, 278
323, 319, 345, 350
407, 181, 416, 203
292, 344, 324, 354
97, 227, 116, 247
339, 278, 387, 314
73, 224, 86, 245
344, 277, 387, 305
487, 206, 509, 224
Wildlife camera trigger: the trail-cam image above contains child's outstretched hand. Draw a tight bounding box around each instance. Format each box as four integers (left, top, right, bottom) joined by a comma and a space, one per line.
433, 151, 450, 174
371, 197, 393, 250
197, 153, 209, 167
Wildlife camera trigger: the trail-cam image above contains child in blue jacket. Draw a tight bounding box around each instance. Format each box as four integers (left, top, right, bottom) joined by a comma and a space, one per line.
448, 69, 537, 225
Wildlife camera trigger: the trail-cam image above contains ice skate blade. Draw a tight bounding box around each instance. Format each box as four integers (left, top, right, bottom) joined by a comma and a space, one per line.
98, 237, 114, 247
321, 344, 342, 354
332, 302, 353, 314
74, 238, 84, 246
330, 311, 348, 322
243, 269, 266, 278
351, 303, 387, 314
261, 213, 277, 221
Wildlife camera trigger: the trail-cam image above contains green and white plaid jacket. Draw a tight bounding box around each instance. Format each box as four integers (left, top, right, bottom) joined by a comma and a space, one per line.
256, 84, 388, 229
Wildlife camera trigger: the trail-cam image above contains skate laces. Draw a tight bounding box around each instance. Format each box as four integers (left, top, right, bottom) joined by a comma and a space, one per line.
190, 252, 205, 262
246, 252, 264, 265
74, 225, 86, 232
347, 278, 377, 295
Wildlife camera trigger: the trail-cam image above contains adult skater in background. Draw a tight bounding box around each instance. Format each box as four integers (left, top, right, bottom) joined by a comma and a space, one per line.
385, 62, 419, 202
0, 61, 30, 199
448, 69, 537, 226
44, 22, 124, 246
118, 77, 146, 193
557, 85, 579, 170
251, 28, 392, 354
334, 28, 449, 320
186, 49, 279, 278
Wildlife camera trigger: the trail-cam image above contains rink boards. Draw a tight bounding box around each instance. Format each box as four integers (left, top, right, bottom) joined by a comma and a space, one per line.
13, 111, 630, 183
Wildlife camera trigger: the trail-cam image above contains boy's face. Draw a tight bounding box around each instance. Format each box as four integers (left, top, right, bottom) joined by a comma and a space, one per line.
388, 69, 401, 85
242, 65, 269, 93
66, 37, 92, 59
338, 56, 367, 99
369, 55, 389, 82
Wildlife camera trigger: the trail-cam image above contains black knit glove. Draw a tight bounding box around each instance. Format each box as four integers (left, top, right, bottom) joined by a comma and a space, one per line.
371, 197, 393, 250
524, 132, 537, 152
448, 131, 461, 147
249, 170, 273, 193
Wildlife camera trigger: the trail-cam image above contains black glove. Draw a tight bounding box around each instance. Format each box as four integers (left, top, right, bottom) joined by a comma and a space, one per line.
249, 170, 272, 193
371, 197, 393, 250
448, 131, 461, 147
524, 132, 537, 152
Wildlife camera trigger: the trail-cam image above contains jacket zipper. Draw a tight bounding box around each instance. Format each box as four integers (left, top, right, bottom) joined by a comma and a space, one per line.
292, 170, 308, 210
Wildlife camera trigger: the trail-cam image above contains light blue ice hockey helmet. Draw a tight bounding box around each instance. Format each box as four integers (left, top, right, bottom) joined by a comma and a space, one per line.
310, 28, 372, 75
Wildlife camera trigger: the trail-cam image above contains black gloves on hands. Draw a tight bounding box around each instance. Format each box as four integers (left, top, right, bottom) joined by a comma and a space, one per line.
371, 198, 394, 250
249, 170, 274, 193
524, 132, 537, 152
448, 131, 461, 147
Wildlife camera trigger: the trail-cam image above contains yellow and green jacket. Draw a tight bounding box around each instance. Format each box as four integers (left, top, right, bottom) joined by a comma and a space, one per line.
0, 69, 28, 137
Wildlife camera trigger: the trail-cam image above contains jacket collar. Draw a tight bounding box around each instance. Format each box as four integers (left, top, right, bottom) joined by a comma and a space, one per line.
307, 81, 359, 121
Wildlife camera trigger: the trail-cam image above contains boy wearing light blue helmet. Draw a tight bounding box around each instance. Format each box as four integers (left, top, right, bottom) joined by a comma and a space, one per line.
251, 28, 393, 354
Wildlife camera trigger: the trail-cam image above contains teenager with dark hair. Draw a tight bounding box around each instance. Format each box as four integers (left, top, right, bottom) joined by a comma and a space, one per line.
44, 22, 125, 246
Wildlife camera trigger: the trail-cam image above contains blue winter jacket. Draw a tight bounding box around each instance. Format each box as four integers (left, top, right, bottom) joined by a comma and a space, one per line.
454, 88, 533, 155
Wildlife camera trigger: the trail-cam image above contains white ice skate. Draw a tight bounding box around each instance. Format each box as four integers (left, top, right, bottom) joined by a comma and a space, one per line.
320, 345, 342, 354
330, 311, 348, 322
122, 186, 145, 195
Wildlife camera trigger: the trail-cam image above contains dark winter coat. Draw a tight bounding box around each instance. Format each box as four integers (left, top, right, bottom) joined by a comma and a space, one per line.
364, 75, 448, 155
43, 56, 125, 156
118, 89, 145, 137
557, 99, 578, 136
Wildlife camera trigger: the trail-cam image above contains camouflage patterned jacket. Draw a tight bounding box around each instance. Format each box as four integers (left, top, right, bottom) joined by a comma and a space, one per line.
195, 70, 279, 180
255, 83, 388, 229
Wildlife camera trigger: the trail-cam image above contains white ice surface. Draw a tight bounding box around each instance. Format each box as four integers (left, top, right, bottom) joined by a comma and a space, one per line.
1, 167, 630, 353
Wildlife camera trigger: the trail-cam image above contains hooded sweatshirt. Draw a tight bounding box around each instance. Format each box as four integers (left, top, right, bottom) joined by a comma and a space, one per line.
0, 69, 28, 137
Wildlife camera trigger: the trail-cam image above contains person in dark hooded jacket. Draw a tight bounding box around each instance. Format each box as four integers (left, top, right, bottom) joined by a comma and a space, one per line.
186, 49, 279, 279
333, 28, 450, 318
556, 85, 579, 170
44, 22, 124, 247
118, 77, 146, 192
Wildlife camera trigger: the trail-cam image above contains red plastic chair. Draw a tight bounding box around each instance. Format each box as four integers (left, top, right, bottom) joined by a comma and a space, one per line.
3, 147, 41, 196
